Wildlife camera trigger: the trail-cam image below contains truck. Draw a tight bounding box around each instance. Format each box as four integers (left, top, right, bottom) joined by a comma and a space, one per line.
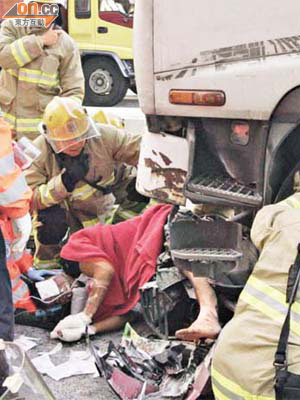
134, 0, 300, 213
134, 0, 300, 339
1, 0, 134, 106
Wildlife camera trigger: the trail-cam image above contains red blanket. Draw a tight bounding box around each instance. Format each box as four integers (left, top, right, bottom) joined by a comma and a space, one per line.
61, 204, 172, 322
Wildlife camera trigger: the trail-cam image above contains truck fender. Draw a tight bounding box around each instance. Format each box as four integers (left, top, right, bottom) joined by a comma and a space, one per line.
81, 51, 132, 78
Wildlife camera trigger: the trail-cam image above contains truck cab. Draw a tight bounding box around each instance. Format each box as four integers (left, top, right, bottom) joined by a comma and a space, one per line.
134, 0, 300, 212
68, 0, 134, 106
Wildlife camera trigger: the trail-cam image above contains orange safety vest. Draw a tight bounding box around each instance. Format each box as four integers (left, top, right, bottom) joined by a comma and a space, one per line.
0, 116, 32, 219
0, 218, 36, 312
0, 116, 35, 311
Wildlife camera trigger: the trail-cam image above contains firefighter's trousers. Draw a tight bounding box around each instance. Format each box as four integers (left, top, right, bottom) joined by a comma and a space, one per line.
33, 166, 148, 269
32, 193, 115, 269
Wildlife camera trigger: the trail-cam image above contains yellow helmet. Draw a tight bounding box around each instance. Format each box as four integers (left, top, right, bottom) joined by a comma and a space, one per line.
43, 97, 89, 140
93, 109, 124, 129
40, 97, 99, 153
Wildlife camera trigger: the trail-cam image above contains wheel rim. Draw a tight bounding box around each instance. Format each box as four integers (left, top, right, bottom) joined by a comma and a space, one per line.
89, 68, 113, 95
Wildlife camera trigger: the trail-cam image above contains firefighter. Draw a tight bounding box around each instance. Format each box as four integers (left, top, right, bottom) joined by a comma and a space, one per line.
0, 0, 84, 140
25, 96, 142, 269
211, 193, 300, 399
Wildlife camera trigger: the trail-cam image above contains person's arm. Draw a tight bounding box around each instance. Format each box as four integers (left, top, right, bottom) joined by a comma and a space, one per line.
0, 20, 44, 70
250, 198, 292, 251
25, 137, 71, 211
102, 125, 141, 166
79, 260, 115, 320
50, 259, 115, 342
59, 34, 85, 103
81, 259, 138, 334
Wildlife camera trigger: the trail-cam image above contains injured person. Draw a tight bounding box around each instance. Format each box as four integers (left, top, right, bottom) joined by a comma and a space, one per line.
50, 204, 223, 342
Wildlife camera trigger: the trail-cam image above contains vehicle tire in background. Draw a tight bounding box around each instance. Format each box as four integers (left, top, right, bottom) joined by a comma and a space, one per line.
83, 57, 128, 107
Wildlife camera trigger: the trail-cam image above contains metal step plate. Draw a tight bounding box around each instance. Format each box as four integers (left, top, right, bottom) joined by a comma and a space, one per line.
187, 173, 262, 206
171, 247, 243, 262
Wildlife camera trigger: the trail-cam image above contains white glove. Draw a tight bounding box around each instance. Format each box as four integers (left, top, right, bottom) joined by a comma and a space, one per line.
11, 213, 32, 259
50, 312, 95, 342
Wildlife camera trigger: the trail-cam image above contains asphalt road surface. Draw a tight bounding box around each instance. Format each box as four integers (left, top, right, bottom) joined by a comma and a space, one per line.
14, 321, 150, 400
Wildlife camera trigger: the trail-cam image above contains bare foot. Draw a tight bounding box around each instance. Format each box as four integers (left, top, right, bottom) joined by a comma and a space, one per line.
175, 309, 221, 341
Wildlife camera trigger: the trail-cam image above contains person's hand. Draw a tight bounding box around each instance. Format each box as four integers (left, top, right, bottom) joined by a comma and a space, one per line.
42, 25, 61, 47
50, 312, 95, 342
26, 268, 59, 282
62, 153, 89, 192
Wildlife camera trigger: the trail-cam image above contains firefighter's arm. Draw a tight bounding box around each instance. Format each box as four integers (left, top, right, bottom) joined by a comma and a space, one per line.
24, 138, 71, 211
251, 194, 300, 251
0, 21, 44, 70
250, 202, 287, 252
26, 167, 71, 211
105, 126, 141, 166
50, 259, 114, 342
59, 34, 84, 103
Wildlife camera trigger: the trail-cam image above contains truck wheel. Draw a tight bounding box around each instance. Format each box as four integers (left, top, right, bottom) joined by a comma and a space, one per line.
83, 58, 128, 107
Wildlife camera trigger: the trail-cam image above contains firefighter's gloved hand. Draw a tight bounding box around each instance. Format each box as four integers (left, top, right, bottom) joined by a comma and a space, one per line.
11, 213, 32, 259
61, 153, 89, 192
26, 268, 58, 282
50, 312, 95, 342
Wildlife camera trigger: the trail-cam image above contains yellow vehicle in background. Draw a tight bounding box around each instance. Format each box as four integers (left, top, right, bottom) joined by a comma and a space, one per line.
68, 0, 134, 106
1, 0, 134, 106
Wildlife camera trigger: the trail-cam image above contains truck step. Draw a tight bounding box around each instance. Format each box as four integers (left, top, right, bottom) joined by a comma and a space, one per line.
186, 173, 262, 206
171, 247, 243, 262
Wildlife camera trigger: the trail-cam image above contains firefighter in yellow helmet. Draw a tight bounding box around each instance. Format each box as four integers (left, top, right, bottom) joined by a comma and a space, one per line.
0, 0, 84, 140
25, 96, 145, 269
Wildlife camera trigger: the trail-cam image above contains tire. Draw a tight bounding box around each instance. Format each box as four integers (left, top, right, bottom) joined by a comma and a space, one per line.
83, 57, 129, 107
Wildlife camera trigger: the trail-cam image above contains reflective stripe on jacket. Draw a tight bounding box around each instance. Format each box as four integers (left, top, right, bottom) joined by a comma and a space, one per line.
25, 124, 141, 227
212, 193, 300, 400
0, 20, 84, 140
0, 117, 31, 219
0, 218, 36, 312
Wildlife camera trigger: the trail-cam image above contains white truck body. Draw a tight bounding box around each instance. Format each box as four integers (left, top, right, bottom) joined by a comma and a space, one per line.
134, 0, 300, 208
135, 0, 300, 120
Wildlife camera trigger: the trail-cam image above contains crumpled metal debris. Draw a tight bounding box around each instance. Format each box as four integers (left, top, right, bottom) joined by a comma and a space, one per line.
89, 324, 214, 400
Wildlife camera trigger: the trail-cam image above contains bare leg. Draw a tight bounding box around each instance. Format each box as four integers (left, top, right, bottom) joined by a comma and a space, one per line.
175, 271, 221, 341
92, 312, 136, 334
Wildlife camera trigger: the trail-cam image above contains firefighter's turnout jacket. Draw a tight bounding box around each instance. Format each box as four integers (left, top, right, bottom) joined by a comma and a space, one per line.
0, 116, 36, 312
212, 193, 300, 400
0, 20, 84, 140
25, 124, 141, 269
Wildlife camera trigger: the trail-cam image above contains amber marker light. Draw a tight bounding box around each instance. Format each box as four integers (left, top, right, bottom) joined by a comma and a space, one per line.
169, 90, 225, 106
